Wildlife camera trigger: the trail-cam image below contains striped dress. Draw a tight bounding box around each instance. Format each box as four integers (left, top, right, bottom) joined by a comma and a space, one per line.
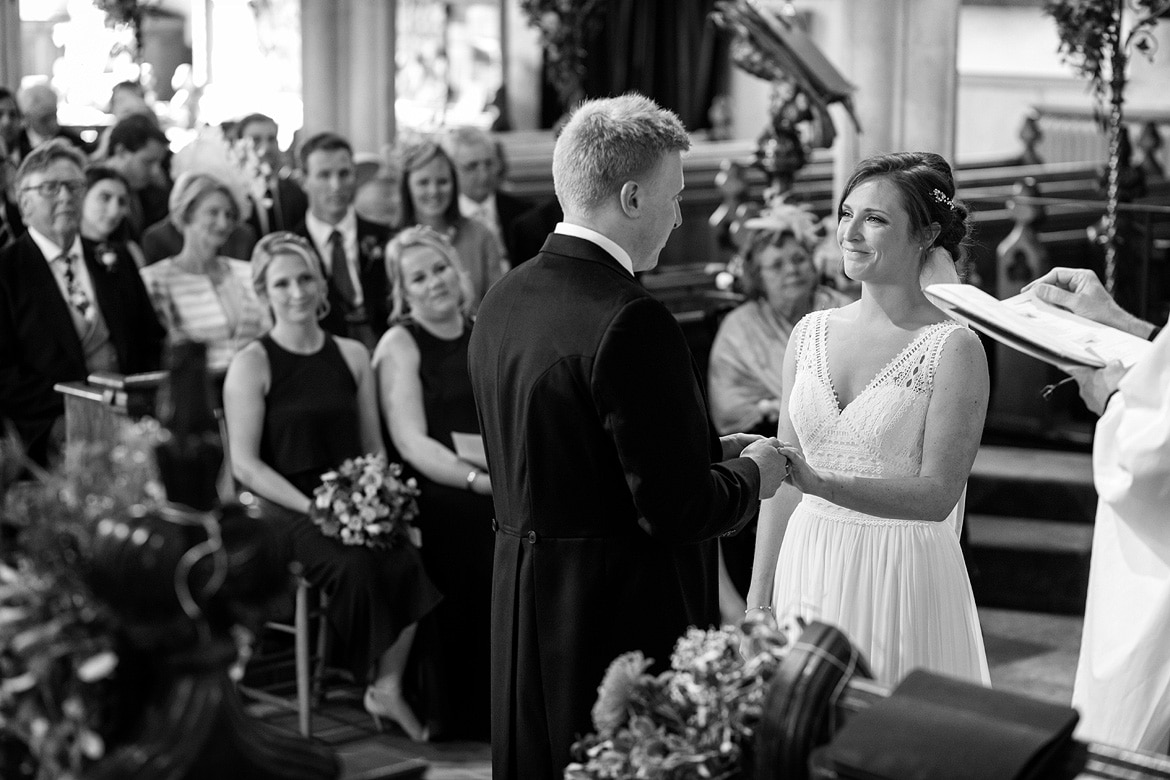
141, 256, 271, 371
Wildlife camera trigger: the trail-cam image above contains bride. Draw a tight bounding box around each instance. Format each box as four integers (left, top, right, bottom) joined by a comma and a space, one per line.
745, 151, 991, 686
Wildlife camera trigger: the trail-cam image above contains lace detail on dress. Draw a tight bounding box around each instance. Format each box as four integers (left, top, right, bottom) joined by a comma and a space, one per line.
787, 310, 962, 482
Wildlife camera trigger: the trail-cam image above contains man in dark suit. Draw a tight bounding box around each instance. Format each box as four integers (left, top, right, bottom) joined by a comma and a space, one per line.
443, 126, 532, 266
237, 113, 308, 236
468, 94, 790, 779
102, 114, 171, 240
0, 140, 164, 465
293, 132, 391, 351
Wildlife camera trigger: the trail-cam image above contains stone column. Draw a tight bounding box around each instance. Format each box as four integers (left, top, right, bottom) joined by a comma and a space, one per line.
300, 0, 342, 142
502, 0, 542, 131
0, 0, 20, 89
348, 0, 396, 152
818, 0, 961, 193
301, 0, 396, 155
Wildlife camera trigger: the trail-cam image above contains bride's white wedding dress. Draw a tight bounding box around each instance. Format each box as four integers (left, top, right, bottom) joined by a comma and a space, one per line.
772, 310, 990, 687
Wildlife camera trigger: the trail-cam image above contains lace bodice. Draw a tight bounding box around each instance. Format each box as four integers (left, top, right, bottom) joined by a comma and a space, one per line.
788, 310, 963, 482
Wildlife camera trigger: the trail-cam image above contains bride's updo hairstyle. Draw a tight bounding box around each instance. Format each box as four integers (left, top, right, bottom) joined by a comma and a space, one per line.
838, 151, 974, 266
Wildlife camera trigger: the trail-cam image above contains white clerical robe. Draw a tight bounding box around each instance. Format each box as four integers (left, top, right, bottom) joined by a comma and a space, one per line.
1072, 326, 1170, 753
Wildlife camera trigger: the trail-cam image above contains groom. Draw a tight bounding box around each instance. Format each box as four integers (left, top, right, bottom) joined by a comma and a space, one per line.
468, 93, 789, 779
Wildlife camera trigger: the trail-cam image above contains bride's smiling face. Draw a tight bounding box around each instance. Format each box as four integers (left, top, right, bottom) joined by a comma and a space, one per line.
837, 177, 926, 284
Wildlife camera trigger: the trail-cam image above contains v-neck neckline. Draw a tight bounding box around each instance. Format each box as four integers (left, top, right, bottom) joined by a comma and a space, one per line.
821, 314, 945, 415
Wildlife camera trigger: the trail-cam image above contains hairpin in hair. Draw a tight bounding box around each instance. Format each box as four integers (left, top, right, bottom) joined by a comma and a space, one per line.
931, 188, 955, 211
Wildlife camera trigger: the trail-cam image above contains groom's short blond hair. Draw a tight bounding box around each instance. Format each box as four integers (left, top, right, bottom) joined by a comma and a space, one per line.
552, 93, 690, 217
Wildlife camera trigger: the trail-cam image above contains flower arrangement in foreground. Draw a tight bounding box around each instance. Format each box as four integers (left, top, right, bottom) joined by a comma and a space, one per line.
565, 614, 801, 780
311, 453, 420, 550
0, 422, 164, 780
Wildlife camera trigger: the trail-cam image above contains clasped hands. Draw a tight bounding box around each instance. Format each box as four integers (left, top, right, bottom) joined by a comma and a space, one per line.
721, 433, 802, 499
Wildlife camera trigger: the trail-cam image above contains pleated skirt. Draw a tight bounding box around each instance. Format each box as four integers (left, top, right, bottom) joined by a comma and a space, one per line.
772, 495, 990, 688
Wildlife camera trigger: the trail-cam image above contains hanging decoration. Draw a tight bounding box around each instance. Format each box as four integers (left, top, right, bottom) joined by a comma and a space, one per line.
1045, 0, 1169, 294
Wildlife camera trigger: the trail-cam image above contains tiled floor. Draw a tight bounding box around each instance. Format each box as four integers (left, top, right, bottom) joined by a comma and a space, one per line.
248, 606, 1082, 779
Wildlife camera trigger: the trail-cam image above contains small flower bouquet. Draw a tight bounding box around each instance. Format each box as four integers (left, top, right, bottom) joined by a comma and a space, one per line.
565, 614, 799, 780
311, 453, 421, 550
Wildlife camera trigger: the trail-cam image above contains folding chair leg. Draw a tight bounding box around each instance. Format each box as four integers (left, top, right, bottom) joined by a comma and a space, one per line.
312, 593, 329, 705
295, 581, 311, 737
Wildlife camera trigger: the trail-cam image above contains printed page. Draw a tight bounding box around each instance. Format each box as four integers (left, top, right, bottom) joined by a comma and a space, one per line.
452, 432, 488, 470
924, 284, 1152, 370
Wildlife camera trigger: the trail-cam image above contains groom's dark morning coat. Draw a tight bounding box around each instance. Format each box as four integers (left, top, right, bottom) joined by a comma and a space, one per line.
468, 233, 763, 778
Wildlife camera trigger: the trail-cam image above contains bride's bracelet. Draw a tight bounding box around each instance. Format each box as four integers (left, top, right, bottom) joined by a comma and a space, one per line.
745, 605, 773, 615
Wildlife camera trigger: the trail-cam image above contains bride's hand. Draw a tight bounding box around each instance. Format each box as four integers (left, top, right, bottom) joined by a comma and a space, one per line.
776, 443, 818, 494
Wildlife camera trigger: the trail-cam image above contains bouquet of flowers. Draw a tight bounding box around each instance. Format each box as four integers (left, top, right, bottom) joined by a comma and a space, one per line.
564, 614, 800, 780
310, 453, 421, 550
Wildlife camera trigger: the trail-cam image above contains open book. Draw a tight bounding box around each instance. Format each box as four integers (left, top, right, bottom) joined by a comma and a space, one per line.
924, 283, 1152, 371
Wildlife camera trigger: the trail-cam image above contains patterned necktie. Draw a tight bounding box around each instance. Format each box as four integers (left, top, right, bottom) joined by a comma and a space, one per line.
329, 230, 357, 307
58, 252, 91, 318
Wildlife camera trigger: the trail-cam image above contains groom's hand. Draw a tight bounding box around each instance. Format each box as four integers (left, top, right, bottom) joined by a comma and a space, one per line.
720, 432, 764, 460
740, 438, 789, 499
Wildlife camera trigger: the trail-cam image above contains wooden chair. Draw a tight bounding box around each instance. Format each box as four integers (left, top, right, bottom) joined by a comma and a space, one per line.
215, 407, 333, 737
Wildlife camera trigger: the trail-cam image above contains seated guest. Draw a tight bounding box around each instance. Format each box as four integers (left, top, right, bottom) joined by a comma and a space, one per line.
0, 89, 23, 167
236, 112, 308, 235
141, 173, 271, 372
80, 166, 146, 267
354, 170, 402, 229
397, 139, 502, 310
222, 231, 440, 741
101, 114, 170, 240
442, 126, 532, 265
0, 134, 23, 249
0, 140, 164, 465
294, 132, 392, 352
372, 226, 493, 740
141, 127, 258, 265
708, 203, 853, 436
16, 83, 91, 154
707, 202, 851, 619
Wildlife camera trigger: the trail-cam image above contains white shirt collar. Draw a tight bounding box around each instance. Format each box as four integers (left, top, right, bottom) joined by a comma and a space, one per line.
28, 226, 83, 266
459, 192, 496, 219
553, 222, 634, 276
305, 207, 357, 251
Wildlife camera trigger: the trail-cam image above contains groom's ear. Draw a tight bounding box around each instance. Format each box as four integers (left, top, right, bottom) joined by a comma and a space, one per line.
619, 180, 640, 218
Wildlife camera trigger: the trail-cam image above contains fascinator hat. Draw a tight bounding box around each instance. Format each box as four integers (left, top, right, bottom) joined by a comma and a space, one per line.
739, 199, 824, 250
169, 126, 262, 227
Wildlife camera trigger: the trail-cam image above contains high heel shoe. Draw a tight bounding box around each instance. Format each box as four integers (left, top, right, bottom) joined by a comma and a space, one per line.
364, 685, 429, 742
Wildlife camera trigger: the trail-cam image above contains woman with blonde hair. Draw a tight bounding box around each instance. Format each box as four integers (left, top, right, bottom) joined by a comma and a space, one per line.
396, 139, 503, 309
141, 172, 269, 372
372, 225, 494, 739
223, 231, 440, 740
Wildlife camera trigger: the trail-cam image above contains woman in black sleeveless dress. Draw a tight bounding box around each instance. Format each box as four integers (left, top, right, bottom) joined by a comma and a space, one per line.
373, 226, 495, 740
223, 232, 440, 741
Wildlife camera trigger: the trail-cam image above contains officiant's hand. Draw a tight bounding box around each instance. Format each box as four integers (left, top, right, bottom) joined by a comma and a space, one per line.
740, 437, 789, 499
1066, 361, 1128, 416
1024, 268, 1157, 339
720, 432, 764, 460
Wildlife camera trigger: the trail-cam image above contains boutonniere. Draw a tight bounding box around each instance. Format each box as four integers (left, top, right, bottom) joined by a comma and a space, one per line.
96, 243, 118, 272
359, 235, 385, 266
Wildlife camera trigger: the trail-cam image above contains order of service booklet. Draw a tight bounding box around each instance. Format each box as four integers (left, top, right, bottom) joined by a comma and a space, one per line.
924, 283, 1152, 371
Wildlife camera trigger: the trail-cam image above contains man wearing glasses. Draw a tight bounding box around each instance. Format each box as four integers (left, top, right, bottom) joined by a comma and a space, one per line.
0, 140, 164, 466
